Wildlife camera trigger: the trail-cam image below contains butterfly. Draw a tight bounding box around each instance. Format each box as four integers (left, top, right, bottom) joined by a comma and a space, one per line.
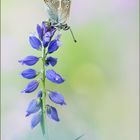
44, 0, 77, 42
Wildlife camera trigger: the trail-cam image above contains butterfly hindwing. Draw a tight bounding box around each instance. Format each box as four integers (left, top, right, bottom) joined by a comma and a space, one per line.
60, 0, 71, 23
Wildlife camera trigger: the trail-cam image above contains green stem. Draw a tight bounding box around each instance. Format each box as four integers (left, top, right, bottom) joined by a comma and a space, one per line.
41, 47, 47, 135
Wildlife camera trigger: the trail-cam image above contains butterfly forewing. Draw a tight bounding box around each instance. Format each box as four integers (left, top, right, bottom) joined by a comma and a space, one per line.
44, 0, 60, 24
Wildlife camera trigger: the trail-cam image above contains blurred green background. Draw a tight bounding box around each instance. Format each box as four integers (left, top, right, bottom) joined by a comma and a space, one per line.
1, 0, 139, 140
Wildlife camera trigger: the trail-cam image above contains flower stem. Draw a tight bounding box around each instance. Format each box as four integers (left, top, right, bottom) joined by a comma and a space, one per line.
41, 47, 47, 135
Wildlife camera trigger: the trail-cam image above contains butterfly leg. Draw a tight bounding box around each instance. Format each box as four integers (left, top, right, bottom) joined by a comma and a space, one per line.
69, 27, 77, 43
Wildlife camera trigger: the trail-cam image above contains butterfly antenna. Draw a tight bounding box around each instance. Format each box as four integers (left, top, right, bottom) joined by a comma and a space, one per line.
69, 27, 77, 43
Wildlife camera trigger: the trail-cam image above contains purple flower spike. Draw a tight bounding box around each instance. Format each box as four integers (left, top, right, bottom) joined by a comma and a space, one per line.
29, 35, 42, 50
46, 105, 60, 122
37, 24, 43, 40
45, 56, 57, 67
21, 80, 39, 93
18, 56, 39, 66
48, 91, 66, 105
19, 22, 67, 131
31, 112, 42, 129
21, 69, 37, 79
26, 99, 41, 117
46, 69, 65, 84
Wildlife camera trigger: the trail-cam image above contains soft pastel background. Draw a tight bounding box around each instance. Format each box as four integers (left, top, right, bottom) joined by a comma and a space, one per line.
1, 0, 139, 140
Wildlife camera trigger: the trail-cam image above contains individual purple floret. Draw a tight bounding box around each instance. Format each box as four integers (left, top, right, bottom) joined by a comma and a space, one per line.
18, 56, 39, 66
45, 56, 57, 67
21, 69, 38, 79
37, 24, 43, 40
43, 32, 52, 47
26, 99, 41, 117
29, 35, 42, 50
21, 80, 39, 93
46, 69, 65, 84
46, 105, 60, 122
48, 91, 66, 105
31, 112, 42, 128
42, 21, 48, 34
48, 34, 62, 53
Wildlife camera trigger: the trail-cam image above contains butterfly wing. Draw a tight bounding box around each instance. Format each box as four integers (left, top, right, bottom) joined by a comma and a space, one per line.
44, 0, 71, 25
44, 0, 60, 25
60, 0, 71, 24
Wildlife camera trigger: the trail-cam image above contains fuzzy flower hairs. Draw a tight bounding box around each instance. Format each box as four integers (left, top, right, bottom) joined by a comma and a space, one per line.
19, 22, 66, 135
